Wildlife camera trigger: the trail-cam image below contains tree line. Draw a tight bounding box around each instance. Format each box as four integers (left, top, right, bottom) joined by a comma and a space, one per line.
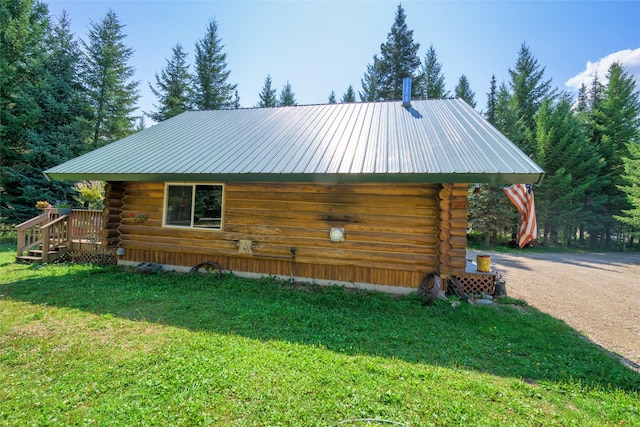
1, 1, 639, 250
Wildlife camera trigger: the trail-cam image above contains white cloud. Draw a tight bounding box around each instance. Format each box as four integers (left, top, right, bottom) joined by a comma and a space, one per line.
565, 48, 640, 91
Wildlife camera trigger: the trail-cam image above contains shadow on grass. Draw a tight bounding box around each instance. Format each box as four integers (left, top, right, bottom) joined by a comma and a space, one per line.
2, 263, 639, 392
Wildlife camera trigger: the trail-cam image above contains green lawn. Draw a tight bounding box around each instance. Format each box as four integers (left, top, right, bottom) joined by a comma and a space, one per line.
1, 242, 638, 426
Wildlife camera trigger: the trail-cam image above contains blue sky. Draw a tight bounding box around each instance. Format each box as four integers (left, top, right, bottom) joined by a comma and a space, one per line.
46, 1, 640, 119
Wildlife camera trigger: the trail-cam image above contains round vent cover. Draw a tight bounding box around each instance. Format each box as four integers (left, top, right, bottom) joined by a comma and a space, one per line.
329, 227, 345, 242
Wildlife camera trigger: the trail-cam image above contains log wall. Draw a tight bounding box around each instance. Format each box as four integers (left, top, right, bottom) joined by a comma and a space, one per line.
102, 182, 125, 248
108, 181, 468, 289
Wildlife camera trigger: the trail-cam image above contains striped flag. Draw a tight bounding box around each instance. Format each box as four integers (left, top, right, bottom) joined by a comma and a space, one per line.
503, 184, 537, 248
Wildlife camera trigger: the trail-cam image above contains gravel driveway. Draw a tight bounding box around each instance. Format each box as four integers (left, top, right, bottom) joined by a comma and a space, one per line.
467, 249, 640, 369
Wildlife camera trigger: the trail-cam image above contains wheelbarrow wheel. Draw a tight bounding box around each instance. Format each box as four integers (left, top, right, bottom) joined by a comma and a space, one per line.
189, 261, 222, 278
418, 273, 440, 306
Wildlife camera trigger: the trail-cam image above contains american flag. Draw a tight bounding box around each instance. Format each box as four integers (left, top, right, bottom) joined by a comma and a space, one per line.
503, 184, 537, 248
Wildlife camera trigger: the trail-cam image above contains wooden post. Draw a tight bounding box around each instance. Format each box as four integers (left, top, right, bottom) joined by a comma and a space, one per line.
42, 224, 50, 264
16, 227, 25, 258
102, 181, 125, 248
437, 183, 453, 281
66, 211, 72, 249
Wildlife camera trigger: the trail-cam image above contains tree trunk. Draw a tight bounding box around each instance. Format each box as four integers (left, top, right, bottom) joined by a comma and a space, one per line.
550, 226, 558, 246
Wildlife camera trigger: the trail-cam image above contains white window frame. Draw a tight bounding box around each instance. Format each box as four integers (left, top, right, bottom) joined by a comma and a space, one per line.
163, 183, 224, 230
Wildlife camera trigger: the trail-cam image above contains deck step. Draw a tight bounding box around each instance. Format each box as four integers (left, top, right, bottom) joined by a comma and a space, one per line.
16, 255, 43, 263
29, 248, 67, 256
18, 245, 69, 264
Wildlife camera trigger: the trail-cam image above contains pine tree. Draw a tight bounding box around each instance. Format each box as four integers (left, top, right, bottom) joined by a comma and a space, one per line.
342, 85, 356, 103
148, 43, 192, 122
595, 63, 640, 247
616, 142, 640, 230
360, 55, 383, 102
576, 83, 589, 113
375, 4, 421, 100
1, 0, 52, 222
589, 72, 605, 111
494, 82, 525, 143
83, 9, 140, 147
508, 43, 554, 141
232, 90, 241, 109
278, 80, 297, 106
257, 74, 277, 107
469, 81, 526, 242
135, 116, 147, 131
0, 0, 50, 172
534, 97, 605, 245
24, 11, 93, 199
420, 45, 448, 99
467, 183, 519, 246
1, 4, 95, 223
577, 72, 608, 245
485, 74, 497, 124
193, 19, 236, 110
454, 74, 476, 108
328, 91, 337, 104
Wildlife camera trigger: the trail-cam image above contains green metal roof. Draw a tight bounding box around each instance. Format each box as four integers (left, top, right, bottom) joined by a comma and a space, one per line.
44, 99, 544, 185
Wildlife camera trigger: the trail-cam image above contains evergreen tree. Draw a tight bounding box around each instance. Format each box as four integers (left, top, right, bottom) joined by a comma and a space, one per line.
583, 72, 606, 168
257, 74, 277, 107
1, 3, 95, 223
360, 55, 383, 102
278, 80, 297, 106
577, 72, 608, 245
616, 142, 640, 230
45, 11, 93, 153
148, 43, 192, 122
375, 4, 421, 100
494, 82, 526, 143
454, 74, 476, 108
23, 11, 93, 200
507, 43, 554, 145
576, 83, 589, 113
135, 116, 147, 131
328, 91, 337, 104
468, 180, 522, 246
469, 82, 527, 243
83, 9, 140, 147
1, 0, 52, 222
420, 44, 448, 99
342, 85, 356, 103
595, 63, 640, 247
485, 74, 497, 124
589, 71, 605, 111
534, 97, 605, 245
193, 18, 236, 110
492, 43, 555, 159
233, 90, 241, 109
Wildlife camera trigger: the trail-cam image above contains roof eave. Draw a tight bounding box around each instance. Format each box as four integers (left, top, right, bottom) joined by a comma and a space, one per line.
43, 171, 545, 186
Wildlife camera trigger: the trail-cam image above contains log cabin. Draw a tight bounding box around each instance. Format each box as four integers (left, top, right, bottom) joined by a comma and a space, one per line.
44, 97, 544, 294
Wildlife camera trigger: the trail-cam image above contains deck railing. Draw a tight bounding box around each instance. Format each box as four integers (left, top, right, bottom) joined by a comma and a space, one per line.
16, 209, 103, 262
40, 215, 70, 263
69, 209, 104, 249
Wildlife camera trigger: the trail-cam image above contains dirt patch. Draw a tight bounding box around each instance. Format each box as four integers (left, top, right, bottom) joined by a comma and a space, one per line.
468, 250, 640, 368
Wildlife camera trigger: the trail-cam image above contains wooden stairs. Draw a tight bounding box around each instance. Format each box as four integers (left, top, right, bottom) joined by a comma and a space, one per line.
16, 244, 69, 264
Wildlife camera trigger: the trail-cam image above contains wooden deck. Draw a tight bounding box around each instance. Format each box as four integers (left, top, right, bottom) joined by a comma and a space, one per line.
16, 208, 104, 263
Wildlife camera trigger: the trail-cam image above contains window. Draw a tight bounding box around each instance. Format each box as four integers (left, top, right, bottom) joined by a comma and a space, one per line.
164, 184, 223, 230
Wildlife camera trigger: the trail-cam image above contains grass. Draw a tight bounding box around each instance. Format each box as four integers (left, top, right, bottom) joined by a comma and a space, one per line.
1, 242, 638, 426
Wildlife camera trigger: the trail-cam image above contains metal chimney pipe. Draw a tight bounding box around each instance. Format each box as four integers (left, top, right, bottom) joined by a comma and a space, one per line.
402, 77, 412, 107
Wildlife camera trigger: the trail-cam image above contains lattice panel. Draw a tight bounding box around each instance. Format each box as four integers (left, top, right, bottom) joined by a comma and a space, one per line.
457, 273, 496, 295
56, 249, 117, 266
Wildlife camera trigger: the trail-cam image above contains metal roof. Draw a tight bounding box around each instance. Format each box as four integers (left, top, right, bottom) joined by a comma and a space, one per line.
44, 99, 544, 184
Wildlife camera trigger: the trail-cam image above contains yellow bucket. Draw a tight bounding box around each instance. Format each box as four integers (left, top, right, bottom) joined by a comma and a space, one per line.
477, 255, 491, 272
